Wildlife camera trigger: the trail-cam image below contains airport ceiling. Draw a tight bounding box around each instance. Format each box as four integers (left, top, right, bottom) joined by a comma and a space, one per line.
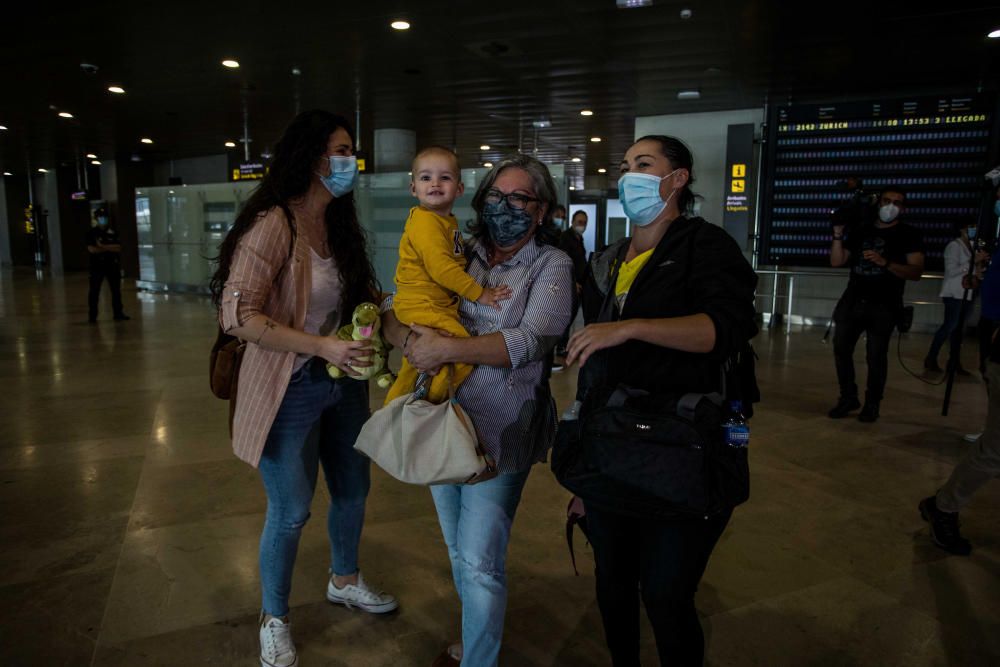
1, 1, 999, 182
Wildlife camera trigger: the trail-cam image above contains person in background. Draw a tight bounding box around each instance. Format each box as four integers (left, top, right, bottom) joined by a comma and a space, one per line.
920, 235, 1000, 555
828, 185, 925, 423
86, 206, 129, 322
211, 110, 396, 667
553, 209, 589, 369
924, 218, 977, 374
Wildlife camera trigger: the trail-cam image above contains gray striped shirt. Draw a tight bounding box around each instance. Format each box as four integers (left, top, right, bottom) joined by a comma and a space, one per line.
388, 238, 574, 473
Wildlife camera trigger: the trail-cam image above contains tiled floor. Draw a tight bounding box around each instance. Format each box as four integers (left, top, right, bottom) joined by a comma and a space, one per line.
2, 268, 999, 666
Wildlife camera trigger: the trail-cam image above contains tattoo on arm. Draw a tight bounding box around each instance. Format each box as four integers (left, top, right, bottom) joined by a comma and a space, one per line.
256, 319, 278, 344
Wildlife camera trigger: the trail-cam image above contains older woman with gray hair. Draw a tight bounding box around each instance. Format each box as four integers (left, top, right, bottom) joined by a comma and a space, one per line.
382, 154, 573, 667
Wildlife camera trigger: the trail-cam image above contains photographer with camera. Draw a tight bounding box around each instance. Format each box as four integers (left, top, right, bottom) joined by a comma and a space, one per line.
828, 185, 925, 422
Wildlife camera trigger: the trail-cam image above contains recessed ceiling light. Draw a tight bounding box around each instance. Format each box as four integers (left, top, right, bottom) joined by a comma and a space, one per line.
85, 153, 97, 159
590, 136, 601, 142
569, 185, 577, 190
108, 85, 125, 94
91, 160, 101, 165
225, 141, 237, 148
37, 168, 48, 173
141, 137, 153, 144
616, 0, 653, 7
480, 144, 490, 150
483, 162, 494, 168
0, 125, 7, 130
532, 120, 552, 129
680, 8, 693, 19
391, 20, 411, 30
58, 112, 74, 119
3, 171, 11, 176
598, 168, 607, 173
571, 157, 582, 163
222, 59, 240, 68
678, 90, 701, 100
989, 29, 1000, 39
580, 110, 594, 116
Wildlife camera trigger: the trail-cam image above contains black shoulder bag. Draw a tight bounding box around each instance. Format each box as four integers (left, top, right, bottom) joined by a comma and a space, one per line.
551, 223, 753, 520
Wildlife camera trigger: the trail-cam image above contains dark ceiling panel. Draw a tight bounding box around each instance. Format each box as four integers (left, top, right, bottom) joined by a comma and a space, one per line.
1, 0, 998, 181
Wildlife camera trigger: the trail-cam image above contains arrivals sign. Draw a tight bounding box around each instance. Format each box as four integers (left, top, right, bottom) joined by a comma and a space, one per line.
231, 162, 266, 182
722, 123, 754, 249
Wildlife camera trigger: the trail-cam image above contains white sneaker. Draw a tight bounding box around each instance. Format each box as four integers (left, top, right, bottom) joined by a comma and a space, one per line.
259, 615, 298, 667
325, 571, 398, 614
963, 431, 983, 443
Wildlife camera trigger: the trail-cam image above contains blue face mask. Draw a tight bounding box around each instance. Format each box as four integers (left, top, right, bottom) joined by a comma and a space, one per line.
994, 200, 1000, 216
318, 155, 358, 197
967, 227, 978, 240
482, 200, 535, 248
96, 216, 108, 227
617, 170, 678, 227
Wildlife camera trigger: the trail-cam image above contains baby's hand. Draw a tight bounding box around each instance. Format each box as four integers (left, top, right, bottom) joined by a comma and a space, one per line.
477, 285, 512, 310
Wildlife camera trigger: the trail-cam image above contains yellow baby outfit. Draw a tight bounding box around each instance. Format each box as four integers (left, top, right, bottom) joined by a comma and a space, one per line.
387, 206, 484, 404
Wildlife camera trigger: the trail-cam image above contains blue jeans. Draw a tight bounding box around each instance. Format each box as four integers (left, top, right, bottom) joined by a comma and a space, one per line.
927, 296, 970, 366
430, 469, 531, 667
258, 360, 371, 617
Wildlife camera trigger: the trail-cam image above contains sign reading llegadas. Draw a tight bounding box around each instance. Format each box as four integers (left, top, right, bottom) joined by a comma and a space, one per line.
722, 123, 754, 249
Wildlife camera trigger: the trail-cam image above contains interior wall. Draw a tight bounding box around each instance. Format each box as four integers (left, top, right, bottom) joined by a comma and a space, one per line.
0, 178, 10, 266
152, 155, 228, 186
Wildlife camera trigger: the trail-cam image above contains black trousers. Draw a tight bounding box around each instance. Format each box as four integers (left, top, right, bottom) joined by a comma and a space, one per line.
587, 506, 732, 667
833, 294, 898, 403
88, 263, 124, 320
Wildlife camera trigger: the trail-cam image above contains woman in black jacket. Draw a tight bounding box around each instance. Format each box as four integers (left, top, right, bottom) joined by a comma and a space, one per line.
565, 135, 758, 666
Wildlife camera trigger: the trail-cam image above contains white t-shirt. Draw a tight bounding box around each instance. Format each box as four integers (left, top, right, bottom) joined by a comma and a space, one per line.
293, 248, 343, 373
939, 238, 973, 301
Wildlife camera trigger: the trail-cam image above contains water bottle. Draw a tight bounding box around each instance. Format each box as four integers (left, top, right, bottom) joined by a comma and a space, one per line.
723, 401, 750, 448
561, 400, 582, 421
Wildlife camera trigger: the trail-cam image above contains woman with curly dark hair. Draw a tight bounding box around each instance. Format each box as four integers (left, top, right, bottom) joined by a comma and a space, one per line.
212, 109, 396, 667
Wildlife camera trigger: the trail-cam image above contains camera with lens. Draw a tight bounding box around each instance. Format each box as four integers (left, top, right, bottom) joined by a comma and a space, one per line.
831, 176, 876, 235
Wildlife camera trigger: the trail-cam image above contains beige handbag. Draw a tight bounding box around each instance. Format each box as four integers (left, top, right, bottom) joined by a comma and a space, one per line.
354, 368, 495, 485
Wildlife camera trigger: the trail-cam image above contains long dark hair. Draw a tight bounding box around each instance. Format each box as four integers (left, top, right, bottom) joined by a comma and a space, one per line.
210, 110, 379, 314
634, 134, 699, 214
467, 154, 561, 248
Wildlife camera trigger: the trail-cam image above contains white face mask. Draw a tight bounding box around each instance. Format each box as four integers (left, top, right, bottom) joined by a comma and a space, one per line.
878, 203, 900, 223
572, 224, 586, 235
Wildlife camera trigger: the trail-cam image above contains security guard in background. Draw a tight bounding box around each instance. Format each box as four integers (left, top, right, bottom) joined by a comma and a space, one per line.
86, 206, 129, 322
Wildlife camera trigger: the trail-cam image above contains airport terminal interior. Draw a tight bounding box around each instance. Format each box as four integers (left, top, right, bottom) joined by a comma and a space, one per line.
3, 2, 1000, 665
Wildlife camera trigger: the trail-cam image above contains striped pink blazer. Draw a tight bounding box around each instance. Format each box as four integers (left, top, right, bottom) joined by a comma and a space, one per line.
219, 208, 311, 467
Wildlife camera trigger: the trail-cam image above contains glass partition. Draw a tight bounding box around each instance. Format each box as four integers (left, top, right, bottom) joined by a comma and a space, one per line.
135, 164, 566, 293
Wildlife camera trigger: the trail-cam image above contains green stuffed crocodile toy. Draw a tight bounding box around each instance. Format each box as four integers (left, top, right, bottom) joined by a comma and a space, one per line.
327, 302, 396, 389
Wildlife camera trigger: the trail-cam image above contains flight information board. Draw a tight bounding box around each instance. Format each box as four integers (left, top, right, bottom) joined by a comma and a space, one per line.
759, 95, 996, 269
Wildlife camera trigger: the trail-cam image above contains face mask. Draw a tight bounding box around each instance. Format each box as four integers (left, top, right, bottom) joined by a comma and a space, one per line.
967, 227, 978, 240
994, 200, 1000, 216
618, 170, 678, 227
553, 217, 565, 227
878, 203, 899, 223
572, 224, 586, 235
318, 155, 358, 197
482, 200, 535, 247
97, 216, 108, 226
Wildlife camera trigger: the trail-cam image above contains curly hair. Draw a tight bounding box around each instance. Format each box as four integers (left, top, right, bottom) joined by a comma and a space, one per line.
209, 109, 378, 314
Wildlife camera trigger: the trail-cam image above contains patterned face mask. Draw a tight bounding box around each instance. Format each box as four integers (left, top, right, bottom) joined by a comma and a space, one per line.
483, 200, 535, 247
